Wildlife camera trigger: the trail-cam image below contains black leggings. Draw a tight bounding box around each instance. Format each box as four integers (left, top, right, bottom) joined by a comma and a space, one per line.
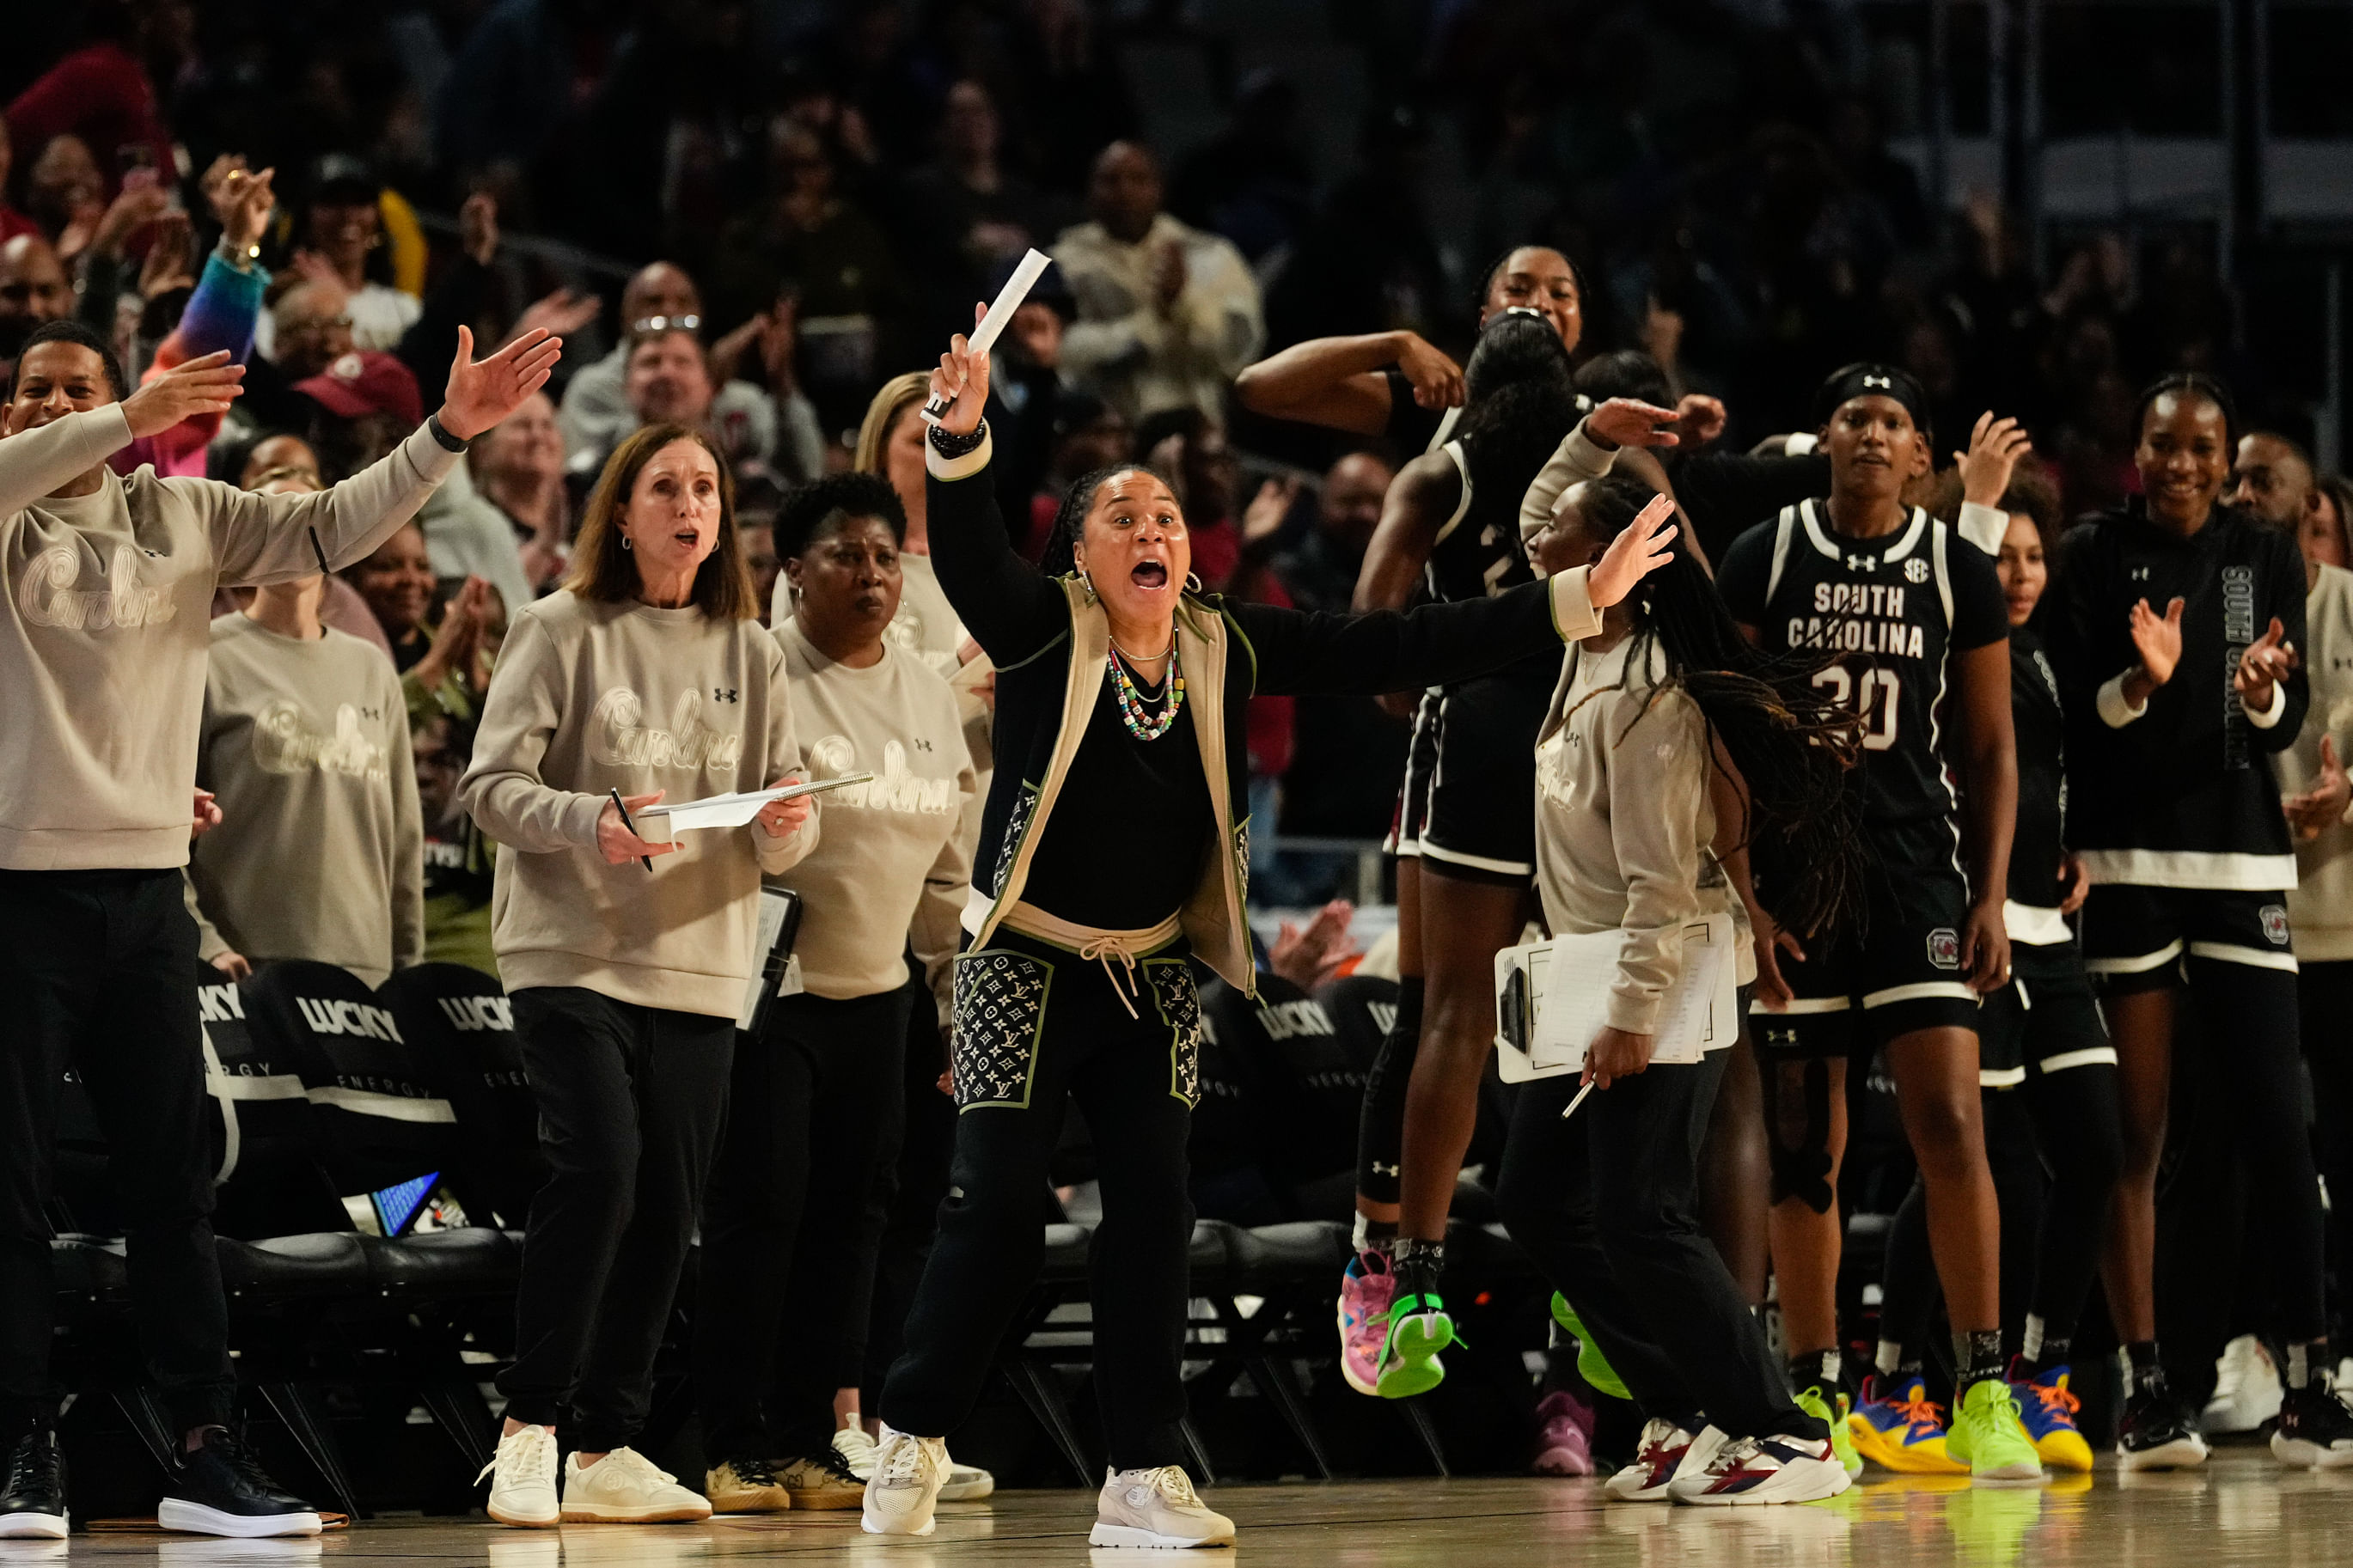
694, 986, 911, 1461
2301, 961, 2353, 1343
1495, 1052, 1819, 1443
1355, 976, 1422, 1206
880, 930, 1199, 1469
501, 988, 733, 1452
1879, 1063, 2121, 1362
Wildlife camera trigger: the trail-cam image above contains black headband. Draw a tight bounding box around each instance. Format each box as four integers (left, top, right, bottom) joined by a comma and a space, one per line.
1814, 363, 1929, 435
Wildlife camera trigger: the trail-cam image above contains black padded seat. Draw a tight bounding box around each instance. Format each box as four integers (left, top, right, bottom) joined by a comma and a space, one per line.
365, 1227, 519, 1299
49, 1236, 129, 1309
1225, 1220, 1350, 1289
1038, 1223, 1092, 1285
216, 1232, 372, 1300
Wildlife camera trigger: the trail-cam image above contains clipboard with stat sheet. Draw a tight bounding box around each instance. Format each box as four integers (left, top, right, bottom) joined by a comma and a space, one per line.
737, 887, 806, 1035
1494, 911, 1739, 1083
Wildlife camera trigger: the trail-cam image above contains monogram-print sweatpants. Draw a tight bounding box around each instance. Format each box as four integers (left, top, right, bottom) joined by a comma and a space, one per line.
879, 927, 1201, 1469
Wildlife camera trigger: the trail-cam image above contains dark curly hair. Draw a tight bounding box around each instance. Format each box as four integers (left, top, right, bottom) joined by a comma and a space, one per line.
1568, 474, 1868, 940
776, 471, 908, 557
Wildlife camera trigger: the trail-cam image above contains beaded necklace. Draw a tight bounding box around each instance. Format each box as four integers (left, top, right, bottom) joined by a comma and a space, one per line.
1108, 643, 1185, 741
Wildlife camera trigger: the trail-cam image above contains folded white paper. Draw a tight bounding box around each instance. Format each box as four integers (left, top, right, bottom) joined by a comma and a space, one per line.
637, 772, 873, 833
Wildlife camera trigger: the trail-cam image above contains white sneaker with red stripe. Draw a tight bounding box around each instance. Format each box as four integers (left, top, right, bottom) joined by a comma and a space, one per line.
1669, 1431, 1852, 1506
1604, 1421, 1725, 1503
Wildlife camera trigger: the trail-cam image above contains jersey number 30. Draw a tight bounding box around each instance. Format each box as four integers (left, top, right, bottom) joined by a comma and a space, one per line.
1812, 666, 1901, 751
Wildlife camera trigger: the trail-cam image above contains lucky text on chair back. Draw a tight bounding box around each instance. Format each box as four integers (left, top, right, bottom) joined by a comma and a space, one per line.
245, 961, 460, 1196
376, 963, 546, 1229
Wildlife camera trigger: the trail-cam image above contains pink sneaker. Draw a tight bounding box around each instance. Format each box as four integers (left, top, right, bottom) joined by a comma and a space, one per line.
1336, 1250, 1396, 1396
1532, 1390, 1596, 1475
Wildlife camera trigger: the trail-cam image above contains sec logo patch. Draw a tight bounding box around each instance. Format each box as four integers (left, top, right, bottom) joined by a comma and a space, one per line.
1927, 928, 1961, 970
1905, 558, 1931, 583
2261, 904, 2291, 945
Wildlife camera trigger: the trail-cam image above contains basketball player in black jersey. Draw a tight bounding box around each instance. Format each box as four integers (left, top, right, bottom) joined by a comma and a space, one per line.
1715, 364, 2039, 1480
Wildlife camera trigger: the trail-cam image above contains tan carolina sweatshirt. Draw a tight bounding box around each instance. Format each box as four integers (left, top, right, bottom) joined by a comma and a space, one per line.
459, 589, 816, 1016
773, 620, 975, 1020
188, 614, 424, 985
0, 406, 459, 869
2279, 562, 2353, 960
1533, 635, 1747, 1037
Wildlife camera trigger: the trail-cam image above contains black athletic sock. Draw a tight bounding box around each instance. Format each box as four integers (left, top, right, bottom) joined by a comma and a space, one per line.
1955, 1330, 2004, 1392
1392, 1236, 1445, 1303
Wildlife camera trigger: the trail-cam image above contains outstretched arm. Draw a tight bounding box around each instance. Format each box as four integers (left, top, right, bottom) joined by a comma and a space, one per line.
1235, 331, 1460, 437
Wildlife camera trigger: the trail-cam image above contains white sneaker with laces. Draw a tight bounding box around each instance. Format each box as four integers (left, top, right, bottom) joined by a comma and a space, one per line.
1089, 1465, 1235, 1549
558, 1447, 712, 1523
862, 1427, 948, 1536
1605, 1420, 1724, 1503
939, 1448, 996, 1502
1669, 1432, 1853, 1506
476, 1425, 559, 1528
2203, 1335, 2283, 1435
832, 1425, 877, 1481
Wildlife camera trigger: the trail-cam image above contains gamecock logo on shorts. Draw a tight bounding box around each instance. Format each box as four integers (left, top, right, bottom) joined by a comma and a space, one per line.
1927, 928, 1961, 970
2261, 904, 2291, 945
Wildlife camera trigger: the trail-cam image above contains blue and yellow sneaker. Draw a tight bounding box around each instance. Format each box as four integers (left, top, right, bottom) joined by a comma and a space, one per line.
1848, 1373, 1967, 1474
1377, 1290, 1452, 1399
1549, 1294, 1629, 1400
2008, 1360, 2093, 1473
1795, 1382, 1864, 1480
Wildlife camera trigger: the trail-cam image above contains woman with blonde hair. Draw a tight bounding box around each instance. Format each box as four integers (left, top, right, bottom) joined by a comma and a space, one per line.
462, 421, 821, 1527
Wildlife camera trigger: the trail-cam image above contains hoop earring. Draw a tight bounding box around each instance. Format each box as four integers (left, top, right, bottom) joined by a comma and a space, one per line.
621, 534, 633, 551
1185, 572, 1204, 594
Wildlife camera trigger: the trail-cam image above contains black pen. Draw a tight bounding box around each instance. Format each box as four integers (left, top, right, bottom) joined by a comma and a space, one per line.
608, 787, 653, 874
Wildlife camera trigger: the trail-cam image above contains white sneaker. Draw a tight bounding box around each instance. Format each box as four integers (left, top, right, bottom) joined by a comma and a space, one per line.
558, 1447, 712, 1523
476, 1425, 559, 1528
1669, 1432, 1853, 1506
940, 1448, 996, 1503
832, 1425, 877, 1481
1605, 1420, 1723, 1503
2203, 1335, 2283, 1435
862, 1427, 948, 1536
1088, 1466, 1235, 1549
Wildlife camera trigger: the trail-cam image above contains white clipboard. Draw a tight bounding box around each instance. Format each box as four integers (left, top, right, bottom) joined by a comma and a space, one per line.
1494, 912, 1739, 1083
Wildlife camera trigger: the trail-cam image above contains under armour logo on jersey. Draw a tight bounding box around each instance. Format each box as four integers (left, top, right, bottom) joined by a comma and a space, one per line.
1862, 374, 1892, 389
2130, 566, 2151, 581
1846, 553, 1876, 572
1904, 558, 1930, 583
712, 686, 739, 703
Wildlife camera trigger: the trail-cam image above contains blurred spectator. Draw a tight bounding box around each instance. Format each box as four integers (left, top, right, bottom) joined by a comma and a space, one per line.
2232, 431, 2321, 534
1024, 387, 1130, 558
1264, 107, 1447, 353
1168, 69, 1314, 265
3, 7, 177, 203
21, 134, 103, 260
1004, 0, 1138, 194
203, 434, 394, 658
1054, 140, 1263, 422
473, 391, 573, 596
1826, 95, 1930, 251
561, 263, 822, 486
265, 156, 421, 354
187, 470, 423, 989
1274, 453, 1409, 843
895, 79, 1063, 347
0, 119, 34, 243
711, 120, 907, 426
740, 516, 780, 627
0, 235, 69, 369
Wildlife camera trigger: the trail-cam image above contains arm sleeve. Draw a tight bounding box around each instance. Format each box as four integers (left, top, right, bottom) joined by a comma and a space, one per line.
1232, 569, 1596, 698
1947, 540, 2012, 650
384, 662, 426, 970
922, 429, 1072, 666
1712, 521, 1777, 629
1517, 420, 1622, 547
171, 253, 267, 365
1957, 500, 2009, 557
199, 421, 461, 587
1603, 691, 1710, 1035
752, 638, 818, 876
913, 740, 979, 1028
0, 405, 133, 515
456, 610, 608, 853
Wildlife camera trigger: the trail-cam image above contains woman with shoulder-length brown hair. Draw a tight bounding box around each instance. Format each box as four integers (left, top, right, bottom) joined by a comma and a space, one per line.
459, 420, 822, 1528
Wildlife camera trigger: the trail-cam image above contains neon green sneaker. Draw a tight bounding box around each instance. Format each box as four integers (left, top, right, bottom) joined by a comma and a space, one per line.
1795, 1382, 1863, 1480
1377, 1290, 1453, 1399
1549, 1294, 1629, 1400
1944, 1377, 2043, 1481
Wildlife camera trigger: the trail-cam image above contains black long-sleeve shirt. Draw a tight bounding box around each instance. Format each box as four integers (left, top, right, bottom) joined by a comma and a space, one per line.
2044, 499, 2306, 889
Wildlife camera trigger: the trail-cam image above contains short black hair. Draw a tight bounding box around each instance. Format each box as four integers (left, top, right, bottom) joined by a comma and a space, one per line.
775, 471, 907, 557
1573, 350, 1674, 410
4, 319, 128, 402
2134, 371, 2238, 449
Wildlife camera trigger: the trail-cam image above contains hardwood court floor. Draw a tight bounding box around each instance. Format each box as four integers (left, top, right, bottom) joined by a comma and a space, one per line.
28, 1449, 2353, 1565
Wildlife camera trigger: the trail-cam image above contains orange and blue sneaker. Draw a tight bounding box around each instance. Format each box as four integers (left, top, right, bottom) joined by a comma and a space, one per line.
2008, 1360, 2093, 1472
1847, 1372, 1967, 1474
1335, 1251, 1395, 1397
